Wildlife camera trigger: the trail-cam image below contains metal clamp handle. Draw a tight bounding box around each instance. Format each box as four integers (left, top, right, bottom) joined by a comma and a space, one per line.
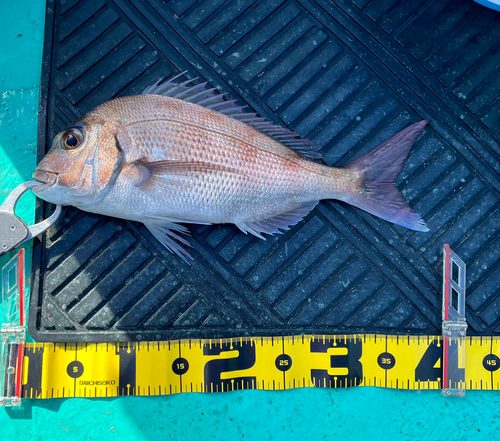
0, 181, 62, 256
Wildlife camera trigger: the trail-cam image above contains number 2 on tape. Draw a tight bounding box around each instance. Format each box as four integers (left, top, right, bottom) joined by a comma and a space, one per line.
204, 341, 256, 392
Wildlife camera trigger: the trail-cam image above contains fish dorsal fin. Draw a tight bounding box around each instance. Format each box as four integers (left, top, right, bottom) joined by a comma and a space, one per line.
142, 73, 322, 160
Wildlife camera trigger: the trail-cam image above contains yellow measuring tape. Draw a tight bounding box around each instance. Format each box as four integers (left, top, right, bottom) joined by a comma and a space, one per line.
20, 334, 500, 399
2, 239, 484, 402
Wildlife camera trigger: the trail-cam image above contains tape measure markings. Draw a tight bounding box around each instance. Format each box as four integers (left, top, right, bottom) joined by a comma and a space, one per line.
19, 335, 500, 399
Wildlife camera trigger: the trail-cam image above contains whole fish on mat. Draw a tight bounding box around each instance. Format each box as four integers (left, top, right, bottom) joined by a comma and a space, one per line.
33, 74, 429, 259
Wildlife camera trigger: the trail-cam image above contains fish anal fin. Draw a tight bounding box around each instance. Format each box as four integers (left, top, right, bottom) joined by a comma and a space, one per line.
237, 201, 318, 239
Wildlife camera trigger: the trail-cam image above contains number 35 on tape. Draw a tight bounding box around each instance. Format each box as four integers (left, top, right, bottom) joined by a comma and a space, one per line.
19, 334, 500, 399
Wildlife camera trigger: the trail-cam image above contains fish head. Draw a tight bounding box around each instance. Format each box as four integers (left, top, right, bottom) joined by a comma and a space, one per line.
32, 106, 125, 207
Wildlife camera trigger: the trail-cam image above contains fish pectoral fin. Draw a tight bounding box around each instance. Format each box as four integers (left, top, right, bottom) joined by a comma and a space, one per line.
131, 160, 246, 191
144, 220, 194, 261
117, 128, 239, 178
130, 162, 190, 190
136, 159, 247, 178
236, 201, 318, 239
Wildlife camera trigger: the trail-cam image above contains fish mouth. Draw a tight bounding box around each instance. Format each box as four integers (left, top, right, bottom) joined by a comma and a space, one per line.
32, 170, 58, 191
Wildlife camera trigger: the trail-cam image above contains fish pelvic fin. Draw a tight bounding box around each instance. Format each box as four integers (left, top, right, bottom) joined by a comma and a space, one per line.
144, 219, 195, 261
342, 120, 429, 232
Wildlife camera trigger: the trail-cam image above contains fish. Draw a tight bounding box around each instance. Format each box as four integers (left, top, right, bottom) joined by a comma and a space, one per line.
32, 73, 429, 259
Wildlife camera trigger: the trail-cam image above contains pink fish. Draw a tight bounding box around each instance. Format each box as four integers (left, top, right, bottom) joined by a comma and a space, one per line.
32, 75, 428, 259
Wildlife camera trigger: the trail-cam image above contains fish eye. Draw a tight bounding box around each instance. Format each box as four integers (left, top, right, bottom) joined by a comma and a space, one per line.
62, 128, 84, 150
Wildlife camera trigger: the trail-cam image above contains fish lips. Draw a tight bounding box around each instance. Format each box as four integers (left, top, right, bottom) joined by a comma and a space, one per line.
32, 169, 58, 193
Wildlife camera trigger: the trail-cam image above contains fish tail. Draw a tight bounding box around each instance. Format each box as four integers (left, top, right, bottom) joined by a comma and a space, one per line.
342, 120, 429, 232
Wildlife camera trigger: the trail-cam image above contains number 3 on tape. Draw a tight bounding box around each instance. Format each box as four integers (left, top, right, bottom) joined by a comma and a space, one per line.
310, 337, 362, 388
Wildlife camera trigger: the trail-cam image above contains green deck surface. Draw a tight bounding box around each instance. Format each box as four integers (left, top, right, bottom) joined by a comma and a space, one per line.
0, 1, 499, 439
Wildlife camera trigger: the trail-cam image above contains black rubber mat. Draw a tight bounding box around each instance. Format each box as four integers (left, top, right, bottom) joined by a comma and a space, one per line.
30, 0, 500, 342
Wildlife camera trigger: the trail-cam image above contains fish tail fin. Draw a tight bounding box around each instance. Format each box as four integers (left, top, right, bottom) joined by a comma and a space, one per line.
342, 120, 429, 232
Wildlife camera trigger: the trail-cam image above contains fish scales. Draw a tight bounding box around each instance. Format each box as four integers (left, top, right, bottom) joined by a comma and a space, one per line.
102, 96, 346, 224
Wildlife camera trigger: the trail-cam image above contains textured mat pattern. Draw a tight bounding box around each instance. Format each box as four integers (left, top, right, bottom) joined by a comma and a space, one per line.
31, 0, 500, 341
